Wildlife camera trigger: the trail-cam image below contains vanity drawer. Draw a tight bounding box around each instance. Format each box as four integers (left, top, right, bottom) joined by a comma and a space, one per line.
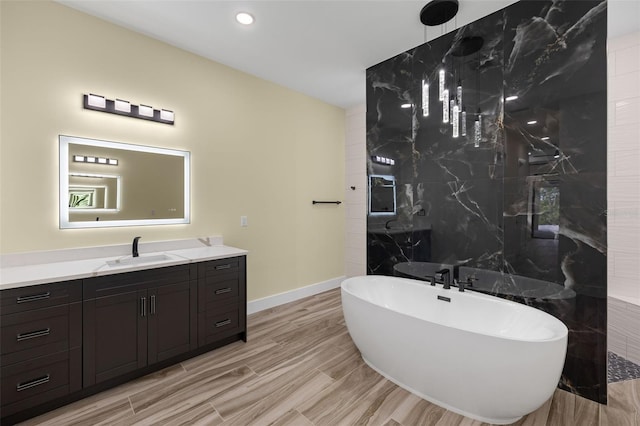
198, 275, 240, 311
1, 305, 70, 362
1, 350, 71, 411
0, 281, 82, 315
198, 308, 240, 345
197, 257, 241, 280
1, 302, 81, 367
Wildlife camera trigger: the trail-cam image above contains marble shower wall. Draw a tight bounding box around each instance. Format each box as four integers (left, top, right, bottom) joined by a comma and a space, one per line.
366, 1, 607, 403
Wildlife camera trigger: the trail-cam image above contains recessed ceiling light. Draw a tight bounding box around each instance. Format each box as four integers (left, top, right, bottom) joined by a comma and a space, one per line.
236, 12, 254, 25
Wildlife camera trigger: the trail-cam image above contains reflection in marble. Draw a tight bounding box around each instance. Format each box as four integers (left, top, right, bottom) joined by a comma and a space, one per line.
366, 0, 607, 403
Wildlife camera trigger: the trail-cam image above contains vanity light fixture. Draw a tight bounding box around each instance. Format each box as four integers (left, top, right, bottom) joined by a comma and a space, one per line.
138, 104, 154, 118
114, 99, 131, 113
372, 155, 395, 166
83, 94, 175, 125
87, 94, 106, 109
73, 155, 119, 166
160, 109, 174, 122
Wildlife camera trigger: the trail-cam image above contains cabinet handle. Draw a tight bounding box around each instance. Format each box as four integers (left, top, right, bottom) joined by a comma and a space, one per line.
215, 319, 231, 328
141, 296, 147, 317
17, 374, 50, 392
150, 295, 156, 315
214, 288, 232, 295
17, 328, 51, 342
215, 264, 232, 270
16, 292, 51, 304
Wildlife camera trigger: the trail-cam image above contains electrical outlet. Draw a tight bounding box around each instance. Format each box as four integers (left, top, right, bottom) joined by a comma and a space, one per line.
240, 216, 248, 227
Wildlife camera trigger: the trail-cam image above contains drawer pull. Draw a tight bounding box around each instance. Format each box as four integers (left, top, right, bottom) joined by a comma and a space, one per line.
150, 295, 156, 315
16, 292, 51, 304
215, 264, 232, 270
17, 328, 51, 342
17, 374, 50, 392
214, 288, 232, 295
215, 319, 231, 328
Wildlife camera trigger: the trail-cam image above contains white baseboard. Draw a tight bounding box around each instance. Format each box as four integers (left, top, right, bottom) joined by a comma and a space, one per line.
247, 276, 345, 315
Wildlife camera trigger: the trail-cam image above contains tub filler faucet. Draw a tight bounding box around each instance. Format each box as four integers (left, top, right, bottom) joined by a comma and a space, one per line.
435, 269, 451, 289
132, 236, 141, 257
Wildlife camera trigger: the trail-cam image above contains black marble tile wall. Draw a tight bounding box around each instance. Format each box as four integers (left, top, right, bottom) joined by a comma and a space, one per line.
366, 0, 607, 403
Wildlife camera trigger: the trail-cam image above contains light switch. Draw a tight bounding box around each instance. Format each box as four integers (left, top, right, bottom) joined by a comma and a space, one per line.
240, 216, 248, 227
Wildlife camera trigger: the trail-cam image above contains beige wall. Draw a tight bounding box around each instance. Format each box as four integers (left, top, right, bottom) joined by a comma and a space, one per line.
0, 1, 345, 301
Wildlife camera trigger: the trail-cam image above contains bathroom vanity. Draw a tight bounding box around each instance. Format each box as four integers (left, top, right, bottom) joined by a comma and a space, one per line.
0, 240, 246, 425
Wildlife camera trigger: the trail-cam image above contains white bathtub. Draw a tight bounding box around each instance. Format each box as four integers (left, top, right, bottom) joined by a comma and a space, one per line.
341, 275, 568, 425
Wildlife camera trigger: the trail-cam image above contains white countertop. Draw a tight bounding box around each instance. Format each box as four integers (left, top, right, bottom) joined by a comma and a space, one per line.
0, 237, 247, 290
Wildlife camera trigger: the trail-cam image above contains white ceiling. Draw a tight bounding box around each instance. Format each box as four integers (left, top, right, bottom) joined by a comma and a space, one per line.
58, 0, 639, 110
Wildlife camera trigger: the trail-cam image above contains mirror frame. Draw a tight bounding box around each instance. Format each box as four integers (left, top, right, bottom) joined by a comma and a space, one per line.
59, 135, 190, 229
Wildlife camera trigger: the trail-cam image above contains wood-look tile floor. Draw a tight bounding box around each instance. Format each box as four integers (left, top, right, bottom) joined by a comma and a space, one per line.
20, 289, 640, 426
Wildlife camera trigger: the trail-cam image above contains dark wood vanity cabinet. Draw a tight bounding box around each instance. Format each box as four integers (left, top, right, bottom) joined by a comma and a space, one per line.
82, 264, 197, 387
1, 255, 246, 425
0, 280, 82, 418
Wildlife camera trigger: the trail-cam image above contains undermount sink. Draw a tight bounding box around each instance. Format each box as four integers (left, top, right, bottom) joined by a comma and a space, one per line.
106, 254, 171, 267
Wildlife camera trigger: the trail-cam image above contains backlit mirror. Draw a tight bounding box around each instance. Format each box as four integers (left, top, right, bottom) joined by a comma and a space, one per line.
369, 175, 396, 216
59, 135, 190, 228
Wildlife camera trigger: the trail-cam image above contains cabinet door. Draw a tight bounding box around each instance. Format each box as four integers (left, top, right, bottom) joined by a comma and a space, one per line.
147, 280, 196, 364
83, 288, 147, 387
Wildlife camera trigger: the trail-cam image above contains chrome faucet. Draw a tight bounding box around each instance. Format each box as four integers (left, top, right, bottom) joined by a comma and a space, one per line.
132, 236, 141, 257
435, 269, 451, 289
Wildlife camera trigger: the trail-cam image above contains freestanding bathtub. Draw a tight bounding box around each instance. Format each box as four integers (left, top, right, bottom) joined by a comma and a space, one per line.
341, 275, 568, 425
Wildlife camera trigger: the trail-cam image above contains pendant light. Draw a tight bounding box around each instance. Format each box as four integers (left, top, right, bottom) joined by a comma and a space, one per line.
422, 79, 429, 117
419, 0, 459, 26
420, 0, 459, 126
474, 108, 482, 147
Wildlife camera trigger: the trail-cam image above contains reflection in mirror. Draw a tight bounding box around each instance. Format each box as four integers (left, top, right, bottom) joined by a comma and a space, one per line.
369, 175, 396, 216
59, 135, 190, 229
68, 173, 120, 211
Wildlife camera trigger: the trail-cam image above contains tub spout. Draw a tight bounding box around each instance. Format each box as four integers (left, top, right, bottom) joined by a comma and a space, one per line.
435, 269, 451, 289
